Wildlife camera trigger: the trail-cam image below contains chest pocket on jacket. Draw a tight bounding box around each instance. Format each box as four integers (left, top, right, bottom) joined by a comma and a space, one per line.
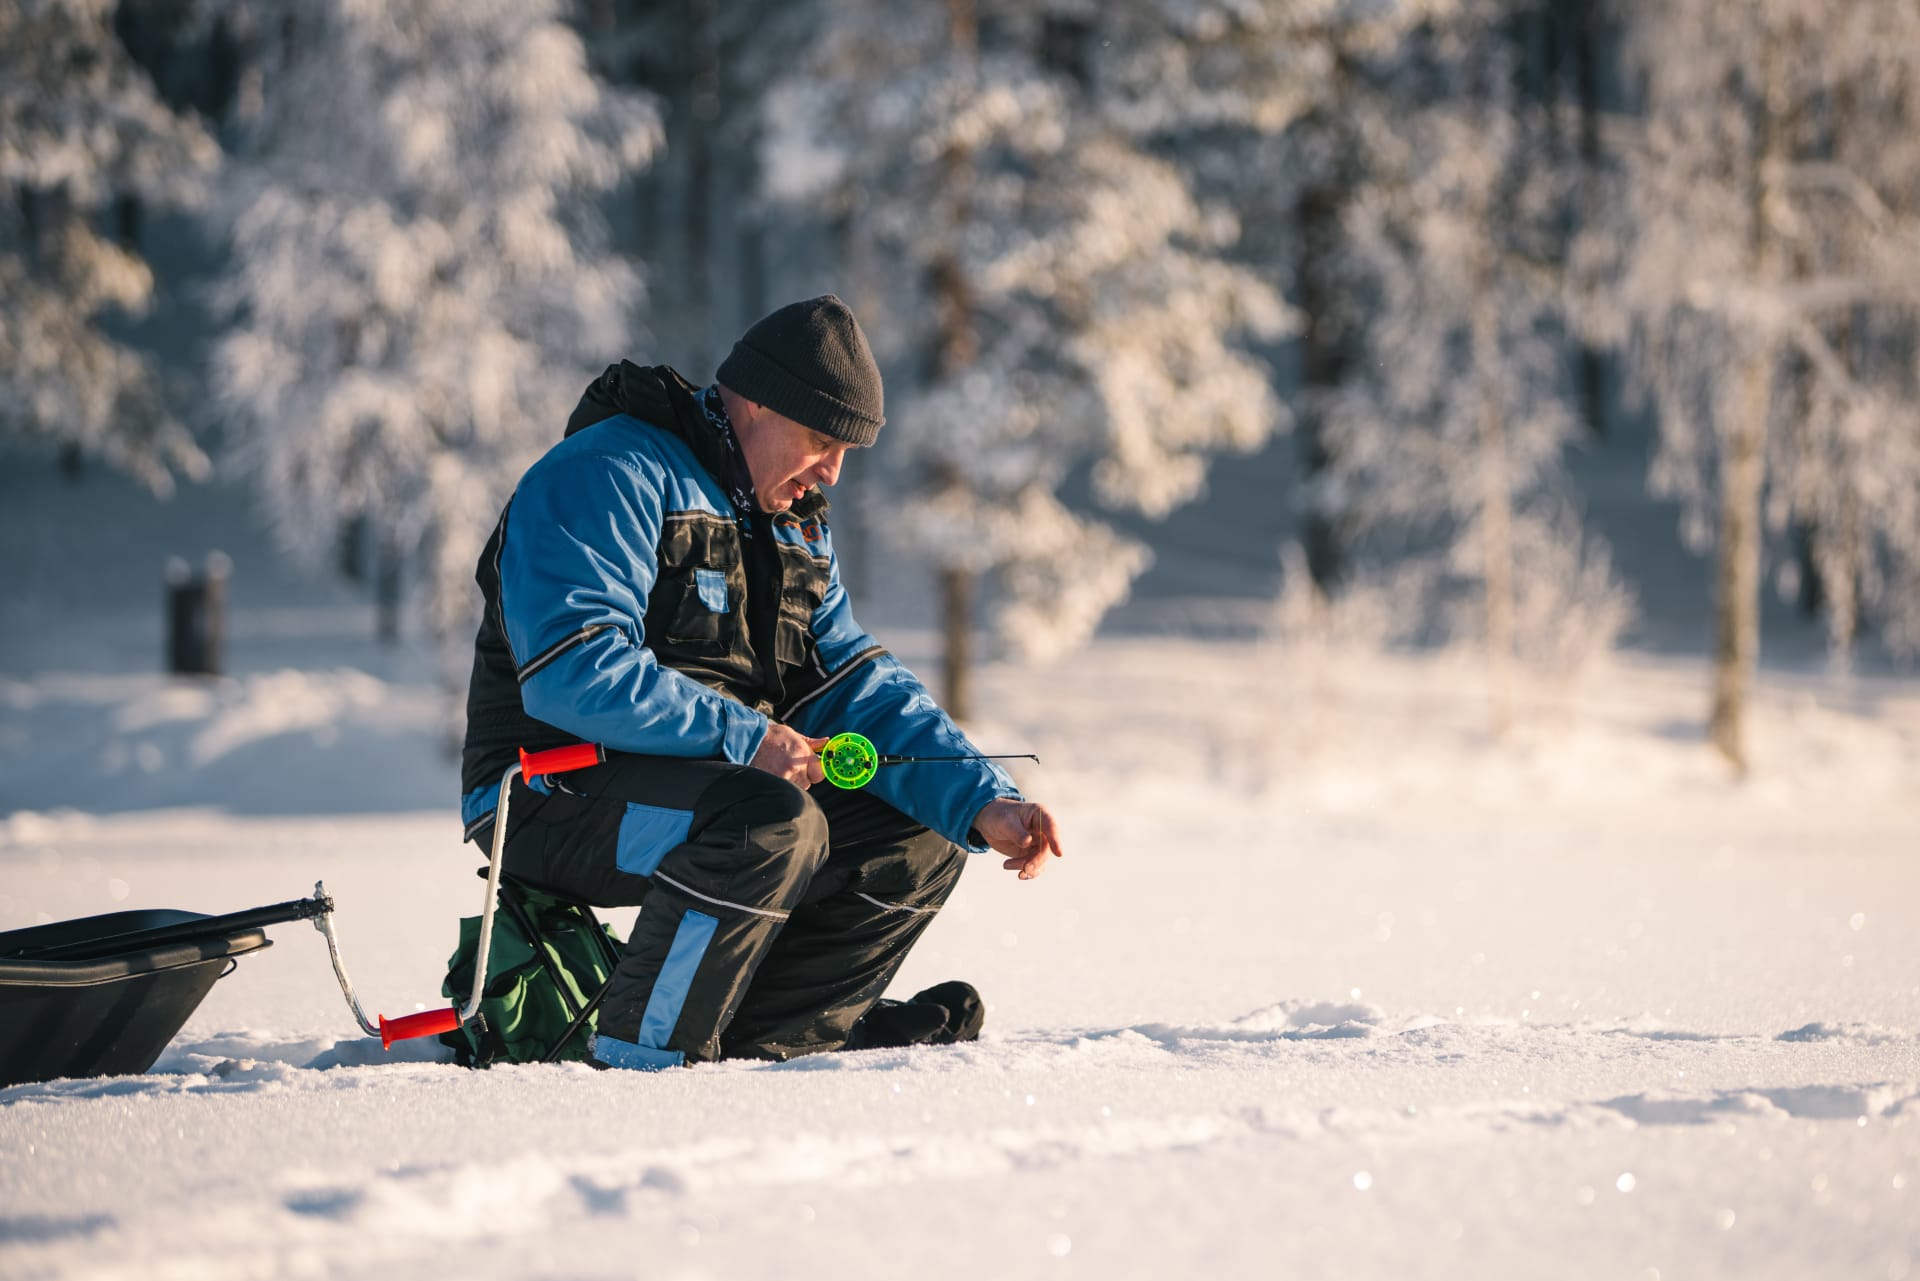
652, 516, 743, 655
774, 542, 830, 667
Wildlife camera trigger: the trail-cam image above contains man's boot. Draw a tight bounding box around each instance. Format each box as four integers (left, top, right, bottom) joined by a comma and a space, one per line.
844, 980, 985, 1049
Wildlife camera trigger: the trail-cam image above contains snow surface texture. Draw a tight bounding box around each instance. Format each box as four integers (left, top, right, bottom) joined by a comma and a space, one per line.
3, 464, 1918, 1280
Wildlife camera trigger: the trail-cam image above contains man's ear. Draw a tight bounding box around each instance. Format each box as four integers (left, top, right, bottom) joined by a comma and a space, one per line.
716, 383, 760, 427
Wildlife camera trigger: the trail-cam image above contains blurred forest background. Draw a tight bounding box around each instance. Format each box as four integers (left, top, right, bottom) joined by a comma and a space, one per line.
4, 0, 1918, 773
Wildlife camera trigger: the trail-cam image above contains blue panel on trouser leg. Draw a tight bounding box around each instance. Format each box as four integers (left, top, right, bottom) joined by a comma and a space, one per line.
639, 909, 719, 1049
589, 909, 718, 1073
614, 802, 694, 877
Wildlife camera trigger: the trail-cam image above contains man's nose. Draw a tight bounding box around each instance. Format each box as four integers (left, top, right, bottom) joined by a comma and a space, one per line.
816, 451, 844, 487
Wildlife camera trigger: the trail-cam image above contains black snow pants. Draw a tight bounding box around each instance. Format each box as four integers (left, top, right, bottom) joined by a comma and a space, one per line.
491, 753, 967, 1067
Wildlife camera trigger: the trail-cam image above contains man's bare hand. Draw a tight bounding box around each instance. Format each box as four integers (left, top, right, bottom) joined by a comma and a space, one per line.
973, 798, 1065, 881
750, 722, 827, 790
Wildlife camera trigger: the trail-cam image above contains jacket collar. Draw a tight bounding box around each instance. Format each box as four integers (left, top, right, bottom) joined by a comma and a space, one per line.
567, 361, 829, 519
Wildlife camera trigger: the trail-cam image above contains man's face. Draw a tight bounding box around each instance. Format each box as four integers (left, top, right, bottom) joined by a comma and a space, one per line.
732, 400, 856, 513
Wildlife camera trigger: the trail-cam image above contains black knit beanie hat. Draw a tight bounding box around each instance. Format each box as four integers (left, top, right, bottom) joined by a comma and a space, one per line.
716, 295, 885, 447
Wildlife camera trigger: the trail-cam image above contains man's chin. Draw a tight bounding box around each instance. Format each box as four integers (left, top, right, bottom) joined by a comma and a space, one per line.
754, 479, 811, 513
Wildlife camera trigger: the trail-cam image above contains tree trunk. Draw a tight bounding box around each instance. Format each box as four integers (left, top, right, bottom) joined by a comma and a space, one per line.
1792, 520, 1823, 618
1573, 1, 1609, 440
682, 0, 717, 373
1295, 47, 1358, 596
338, 513, 367, 583
1708, 355, 1767, 771
375, 529, 402, 646
722, 0, 766, 334
737, 213, 766, 332
114, 193, 143, 251
931, 258, 976, 723
1480, 414, 1516, 737
1710, 32, 1781, 772
1826, 307, 1862, 655
1830, 490, 1862, 656
932, 0, 979, 722
941, 565, 972, 725
1472, 278, 1515, 737
1297, 176, 1351, 595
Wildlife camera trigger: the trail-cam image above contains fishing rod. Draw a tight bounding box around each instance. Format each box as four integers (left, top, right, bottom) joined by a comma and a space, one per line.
817, 731, 1038, 790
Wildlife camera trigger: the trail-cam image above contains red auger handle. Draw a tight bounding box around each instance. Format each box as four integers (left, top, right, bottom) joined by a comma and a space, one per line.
519, 742, 607, 780
379, 1007, 461, 1050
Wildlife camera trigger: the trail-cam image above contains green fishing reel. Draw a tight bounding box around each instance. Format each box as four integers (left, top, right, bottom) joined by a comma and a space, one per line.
819, 731, 880, 789
816, 732, 1037, 789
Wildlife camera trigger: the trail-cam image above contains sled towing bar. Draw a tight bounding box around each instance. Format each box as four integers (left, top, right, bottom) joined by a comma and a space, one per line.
370, 742, 608, 1049
0, 879, 402, 1044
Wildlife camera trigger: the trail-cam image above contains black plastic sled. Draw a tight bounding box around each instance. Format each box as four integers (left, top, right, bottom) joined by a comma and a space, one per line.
0, 895, 330, 1089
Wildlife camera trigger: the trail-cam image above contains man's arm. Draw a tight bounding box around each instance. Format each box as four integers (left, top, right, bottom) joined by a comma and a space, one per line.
792, 567, 1068, 874
498, 446, 769, 763
785, 553, 1024, 849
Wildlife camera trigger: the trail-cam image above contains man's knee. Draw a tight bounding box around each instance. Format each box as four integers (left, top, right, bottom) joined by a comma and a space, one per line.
683, 769, 829, 901
704, 770, 827, 850
902, 826, 966, 886
860, 825, 967, 909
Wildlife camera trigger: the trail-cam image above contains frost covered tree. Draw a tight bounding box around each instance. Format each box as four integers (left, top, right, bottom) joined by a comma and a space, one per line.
1580, 0, 1920, 768
1137, 1, 1458, 598
1323, 5, 1633, 732
0, 0, 219, 492
212, 0, 657, 646
581, 0, 778, 374
763, 0, 1295, 716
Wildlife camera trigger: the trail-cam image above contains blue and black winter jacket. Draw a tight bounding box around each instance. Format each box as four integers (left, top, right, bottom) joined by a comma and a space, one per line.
460, 363, 1019, 850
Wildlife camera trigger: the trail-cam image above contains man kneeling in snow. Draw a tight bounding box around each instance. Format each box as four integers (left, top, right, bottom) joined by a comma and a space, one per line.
457, 295, 1064, 1068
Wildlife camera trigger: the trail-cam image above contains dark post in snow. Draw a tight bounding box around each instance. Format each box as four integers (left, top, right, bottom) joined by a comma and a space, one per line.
165, 553, 231, 677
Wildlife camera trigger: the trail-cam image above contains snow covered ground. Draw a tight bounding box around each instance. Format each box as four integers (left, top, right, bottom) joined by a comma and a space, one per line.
2, 460, 1918, 1280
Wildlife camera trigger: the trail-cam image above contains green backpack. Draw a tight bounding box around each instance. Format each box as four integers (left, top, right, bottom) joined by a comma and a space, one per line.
438, 883, 623, 1067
